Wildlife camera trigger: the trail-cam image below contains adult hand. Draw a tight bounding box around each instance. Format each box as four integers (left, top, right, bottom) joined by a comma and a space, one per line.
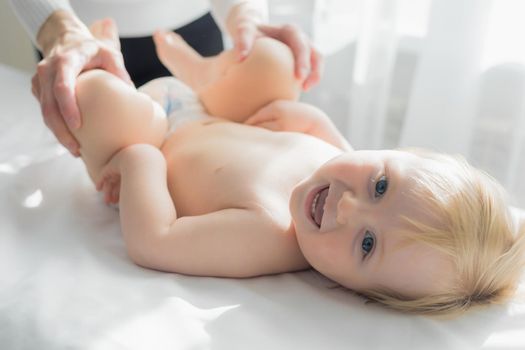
227, 4, 323, 91
32, 12, 132, 157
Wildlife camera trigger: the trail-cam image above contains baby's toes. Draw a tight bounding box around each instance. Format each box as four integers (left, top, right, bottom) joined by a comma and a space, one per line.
89, 19, 106, 38
90, 18, 120, 49
153, 31, 184, 48
153, 31, 186, 61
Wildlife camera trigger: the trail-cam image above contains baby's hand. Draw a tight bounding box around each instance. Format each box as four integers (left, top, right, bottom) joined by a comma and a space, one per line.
245, 100, 314, 132
96, 152, 123, 205
245, 100, 352, 151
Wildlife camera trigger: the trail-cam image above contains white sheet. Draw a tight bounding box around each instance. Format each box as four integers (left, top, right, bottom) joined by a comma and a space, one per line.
1, 63, 525, 350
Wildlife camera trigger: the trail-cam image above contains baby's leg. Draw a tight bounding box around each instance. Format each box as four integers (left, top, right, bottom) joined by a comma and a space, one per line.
153, 31, 215, 92
72, 20, 168, 184
154, 32, 301, 122
199, 37, 302, 122
73, 70, 167, 184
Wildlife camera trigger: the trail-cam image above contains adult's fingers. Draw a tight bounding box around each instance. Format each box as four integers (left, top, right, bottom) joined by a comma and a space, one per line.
302, 46, 323, 91
37, 65, 81, 156
281, 25, 311, 81
53, 61, 82, 130
49, 115, 81, 157
233, 21, 258, 61
53, 46, 131, 132
40, 85, 81, 156
95, 48, 133, 86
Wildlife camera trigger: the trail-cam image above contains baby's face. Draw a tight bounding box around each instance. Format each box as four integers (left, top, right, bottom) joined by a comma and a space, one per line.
290, 150, 454, 298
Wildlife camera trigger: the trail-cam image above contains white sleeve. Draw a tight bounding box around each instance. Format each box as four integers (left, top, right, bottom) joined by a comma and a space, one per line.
209, 0, 268, 34
8, 0, 74, 45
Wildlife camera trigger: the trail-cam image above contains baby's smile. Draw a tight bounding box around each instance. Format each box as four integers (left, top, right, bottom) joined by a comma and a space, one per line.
310, 186, 329, 228
303, 180, 346, 232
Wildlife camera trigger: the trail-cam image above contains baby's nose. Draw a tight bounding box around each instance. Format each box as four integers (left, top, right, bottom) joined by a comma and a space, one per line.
336, 191, 357, 225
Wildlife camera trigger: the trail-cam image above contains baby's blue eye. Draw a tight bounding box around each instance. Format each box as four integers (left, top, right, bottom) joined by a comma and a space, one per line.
362, 231, 375, 257
374, 176, 388, 198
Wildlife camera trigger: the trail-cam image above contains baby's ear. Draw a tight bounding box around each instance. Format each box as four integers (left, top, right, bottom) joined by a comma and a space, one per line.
90, 18, 120, 50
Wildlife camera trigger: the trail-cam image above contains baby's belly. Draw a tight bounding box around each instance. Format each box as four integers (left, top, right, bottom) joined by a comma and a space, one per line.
159, 118, 339, 218
165, 159, 258, 217
160, 119, 282, 217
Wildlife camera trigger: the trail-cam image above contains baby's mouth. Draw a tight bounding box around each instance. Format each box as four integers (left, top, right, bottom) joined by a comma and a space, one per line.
310, 186, 329, 228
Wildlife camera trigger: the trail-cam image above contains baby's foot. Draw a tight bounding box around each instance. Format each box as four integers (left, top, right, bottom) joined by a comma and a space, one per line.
89, 18, 121, 50
153, 31, 212, 91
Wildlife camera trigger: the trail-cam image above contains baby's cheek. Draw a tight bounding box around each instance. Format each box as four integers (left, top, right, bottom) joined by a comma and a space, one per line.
307, 233, 345, 269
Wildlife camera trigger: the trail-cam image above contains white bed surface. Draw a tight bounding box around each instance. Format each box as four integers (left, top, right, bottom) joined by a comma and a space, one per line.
1, 64, 525, 350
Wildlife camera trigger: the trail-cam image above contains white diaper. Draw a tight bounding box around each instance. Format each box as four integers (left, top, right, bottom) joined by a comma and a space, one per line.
138, 77, 210, 134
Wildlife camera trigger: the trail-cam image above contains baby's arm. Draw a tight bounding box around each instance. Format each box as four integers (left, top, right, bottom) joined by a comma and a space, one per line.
101, 144, 306, 277
246, 100, 353, 151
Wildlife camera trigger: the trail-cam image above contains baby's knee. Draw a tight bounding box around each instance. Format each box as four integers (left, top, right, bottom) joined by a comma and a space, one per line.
74, 69, 167, 183
199, 38, 302, 122
75, 69, 135, 132
243, 37, 298, 85
241, 37, 302, 99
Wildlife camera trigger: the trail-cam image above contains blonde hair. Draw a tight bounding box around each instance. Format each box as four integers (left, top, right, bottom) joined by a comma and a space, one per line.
357, 149, 525, 316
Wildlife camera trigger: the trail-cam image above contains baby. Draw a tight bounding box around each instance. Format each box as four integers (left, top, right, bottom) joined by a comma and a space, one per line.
71, 19, 524, 316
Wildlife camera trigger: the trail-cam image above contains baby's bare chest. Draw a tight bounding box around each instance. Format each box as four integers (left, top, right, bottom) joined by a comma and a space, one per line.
160, 121, 337, 217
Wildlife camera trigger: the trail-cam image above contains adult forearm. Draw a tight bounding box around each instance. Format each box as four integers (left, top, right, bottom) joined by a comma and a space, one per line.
209, 0, 268, 33
37, 10, 91, 57
8, 0, 74, 47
